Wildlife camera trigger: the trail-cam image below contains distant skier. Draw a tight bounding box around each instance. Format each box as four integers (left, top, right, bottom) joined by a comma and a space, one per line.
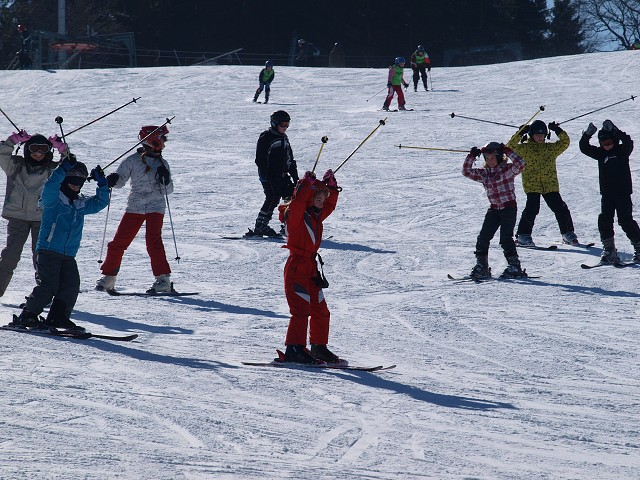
277, 169, 343, 364
410, 45, 431, 92
462, 142, 527, 279
9, 155, 109, 331
253, 60, 275, 104
382, 57, 410, 111
17, 24, 31, 70
579, 120, 640, 264
507, 119, 578, 247
251, 110, 299, 237
96, 125, 175, 293
295, 39, 320, 67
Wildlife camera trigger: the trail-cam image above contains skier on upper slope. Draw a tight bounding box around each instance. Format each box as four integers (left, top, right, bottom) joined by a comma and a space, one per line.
382, 57, 410, 111
253, 60, 275, 104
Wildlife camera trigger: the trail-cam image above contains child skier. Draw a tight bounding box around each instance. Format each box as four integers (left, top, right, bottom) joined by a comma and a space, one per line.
410, 45, 431, 92
253, 60, 275, 104
9, 155, 109, 330
0, 131, 63, 297
251, 110, 299, 237
579, 120, 640, 264
507, 119, 578, 246
96, 125, 174, 293
277, 169, 343, 364
382, 57, 410, 111
462, 142, 527, 279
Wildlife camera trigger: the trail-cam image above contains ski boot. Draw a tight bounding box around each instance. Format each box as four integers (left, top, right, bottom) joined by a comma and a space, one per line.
600, 237, 620, 264
95, 274, 116, 291
562, 231, 579, 245
470, 254, 491, 280
9, 310, 45, 329
516, 234, 535, 247
283, 345, 319, 364
148, 274, 172, 294
310, 344, 346, 365
633, 240, 640, 263
252, 224, 279, 237
501, 256, 528, 278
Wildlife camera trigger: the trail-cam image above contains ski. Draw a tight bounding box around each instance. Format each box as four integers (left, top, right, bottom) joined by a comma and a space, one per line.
241, 361, 396, 372
104, 289, 199, 297
448, 273, 540, 283
1, 324, 138, 341
562, 242, 596, 248
580, 261, 636, 269
517, 244, 558, 251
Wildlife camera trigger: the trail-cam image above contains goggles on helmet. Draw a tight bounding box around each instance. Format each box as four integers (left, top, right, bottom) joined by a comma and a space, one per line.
28, 144, 51, 154
65, 176, 85, 186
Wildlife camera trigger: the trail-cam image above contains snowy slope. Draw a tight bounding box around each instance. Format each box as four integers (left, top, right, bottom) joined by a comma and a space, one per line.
0, 51, 639, 479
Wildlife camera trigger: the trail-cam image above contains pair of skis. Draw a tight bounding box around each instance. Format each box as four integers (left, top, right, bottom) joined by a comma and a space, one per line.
243, 350, 395, 372
1, 323, 137, 342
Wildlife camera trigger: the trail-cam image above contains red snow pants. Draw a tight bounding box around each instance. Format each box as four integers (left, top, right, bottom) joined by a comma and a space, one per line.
284, 255, 330, 346
383, 85, 406, 108
100, 212, 171, 277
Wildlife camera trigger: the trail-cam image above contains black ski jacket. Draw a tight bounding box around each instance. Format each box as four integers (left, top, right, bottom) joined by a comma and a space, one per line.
255, 128, 299, 184
579, 130, 634, 196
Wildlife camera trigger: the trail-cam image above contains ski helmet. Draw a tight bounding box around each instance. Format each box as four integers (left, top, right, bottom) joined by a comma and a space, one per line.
24, 134, 53, 162
417, 45, 425, 52
65, 159, 88, 180
597, 129, 617, 145
394, 56, 406, 65
529, 120, 548, 136
270, 110, 291, 128
481, 142, 505, 164
265, 60, 273, 68
139, 125, 169, 150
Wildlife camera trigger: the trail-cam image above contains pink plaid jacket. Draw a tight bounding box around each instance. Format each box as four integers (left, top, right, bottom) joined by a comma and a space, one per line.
462, 149, 525, 209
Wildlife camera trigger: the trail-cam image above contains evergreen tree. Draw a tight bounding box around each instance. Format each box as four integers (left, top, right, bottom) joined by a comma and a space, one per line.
548, 0, 587, 55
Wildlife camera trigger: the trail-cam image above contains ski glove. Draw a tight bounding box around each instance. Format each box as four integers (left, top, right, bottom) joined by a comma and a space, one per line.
602, 119, 617, 132
48, 134, 68, 154
156, 165, 171, 186
106, 173, 119, 188
303, 170, 316, 182
547, 121, 563, 134
518, 124, 530, 136
8, 130, 30, 145
60, 153, 77, 169
91, 165, 107, 187
469, 147, 482, 158
323, 169, 338, 188
584, 123, 597, 137
387, 82, 392, 88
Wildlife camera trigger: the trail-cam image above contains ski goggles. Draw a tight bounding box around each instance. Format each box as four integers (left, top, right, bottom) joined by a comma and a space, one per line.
278, 122, 290, 129
65, 176, 85, 187
600, 139, 615, 147
28, 144, 51, 154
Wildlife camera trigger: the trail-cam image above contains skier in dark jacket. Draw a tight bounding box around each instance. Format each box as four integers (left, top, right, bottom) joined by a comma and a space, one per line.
579, 120, 640, 263
253, 61, 275, 104
251, 110, 299, 237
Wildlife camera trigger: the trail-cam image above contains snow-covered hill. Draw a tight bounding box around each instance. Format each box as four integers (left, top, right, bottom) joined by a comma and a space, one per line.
0, 50, 639, 479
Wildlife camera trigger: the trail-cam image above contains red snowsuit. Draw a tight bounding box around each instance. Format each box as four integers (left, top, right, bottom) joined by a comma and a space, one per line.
279, 176, 338, 346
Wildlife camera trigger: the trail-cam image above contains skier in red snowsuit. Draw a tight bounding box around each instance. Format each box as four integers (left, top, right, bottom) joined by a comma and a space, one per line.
277, 169, 342, 364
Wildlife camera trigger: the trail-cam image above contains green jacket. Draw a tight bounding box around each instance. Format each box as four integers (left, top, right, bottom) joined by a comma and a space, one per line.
507, 130, 570, 193
387, 65, 405, 86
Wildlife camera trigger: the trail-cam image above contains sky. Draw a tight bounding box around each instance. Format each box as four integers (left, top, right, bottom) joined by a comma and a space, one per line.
0, 49, 639, 479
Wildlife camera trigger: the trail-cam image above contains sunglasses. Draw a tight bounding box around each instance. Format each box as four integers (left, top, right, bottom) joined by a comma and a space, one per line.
28, 144, 51, 154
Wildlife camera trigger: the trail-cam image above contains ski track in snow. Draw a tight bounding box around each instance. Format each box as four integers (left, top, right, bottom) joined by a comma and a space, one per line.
0, 52, 639, 478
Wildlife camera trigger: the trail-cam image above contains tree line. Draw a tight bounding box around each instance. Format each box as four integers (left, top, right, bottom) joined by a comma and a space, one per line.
0, 0, 635, 69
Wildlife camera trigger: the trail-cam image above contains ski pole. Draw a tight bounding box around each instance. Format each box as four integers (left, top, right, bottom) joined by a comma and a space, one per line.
103, 116, 175, 171
450, 112, 519, 129
0, 107, 20, 131
311, 136, 328, 173
558, 95, 636, 125
65, 97, 141, 137
333, 118, 387, 173
54, 116, 72, 160
396, 144, 468, 153
428, 70, 433, 91
97, 190, 112, 264
163, 184, 181, 263
366, 86, 387, 102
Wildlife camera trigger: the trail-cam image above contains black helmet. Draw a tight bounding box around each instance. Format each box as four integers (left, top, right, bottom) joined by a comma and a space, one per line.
597, 129, 617, 144
481, 142, 505, 164
270, 110, 290, 128
417, 45, 425, 52
65, 158, 88, 179
265, 60, 273, 68
529, 120, 548, 136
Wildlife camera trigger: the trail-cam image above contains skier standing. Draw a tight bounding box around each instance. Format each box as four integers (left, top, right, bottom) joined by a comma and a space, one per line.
96, 125, 175, 293
382, 57, 410, 111
410, 45, 431, 92
462, 142, 527, 279
10, 155, 109, 330
277, 169, 343, 364
0, 132, 65, 297
251, 110, 299, 237
507, 119, 578, 246
578, 120, 640, 263
253, 61, 275, 104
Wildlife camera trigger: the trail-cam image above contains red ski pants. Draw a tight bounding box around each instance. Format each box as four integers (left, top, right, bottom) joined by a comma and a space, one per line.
284, 255, 330, 346
383, 85, 406, 108
100, 212, 171, 277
